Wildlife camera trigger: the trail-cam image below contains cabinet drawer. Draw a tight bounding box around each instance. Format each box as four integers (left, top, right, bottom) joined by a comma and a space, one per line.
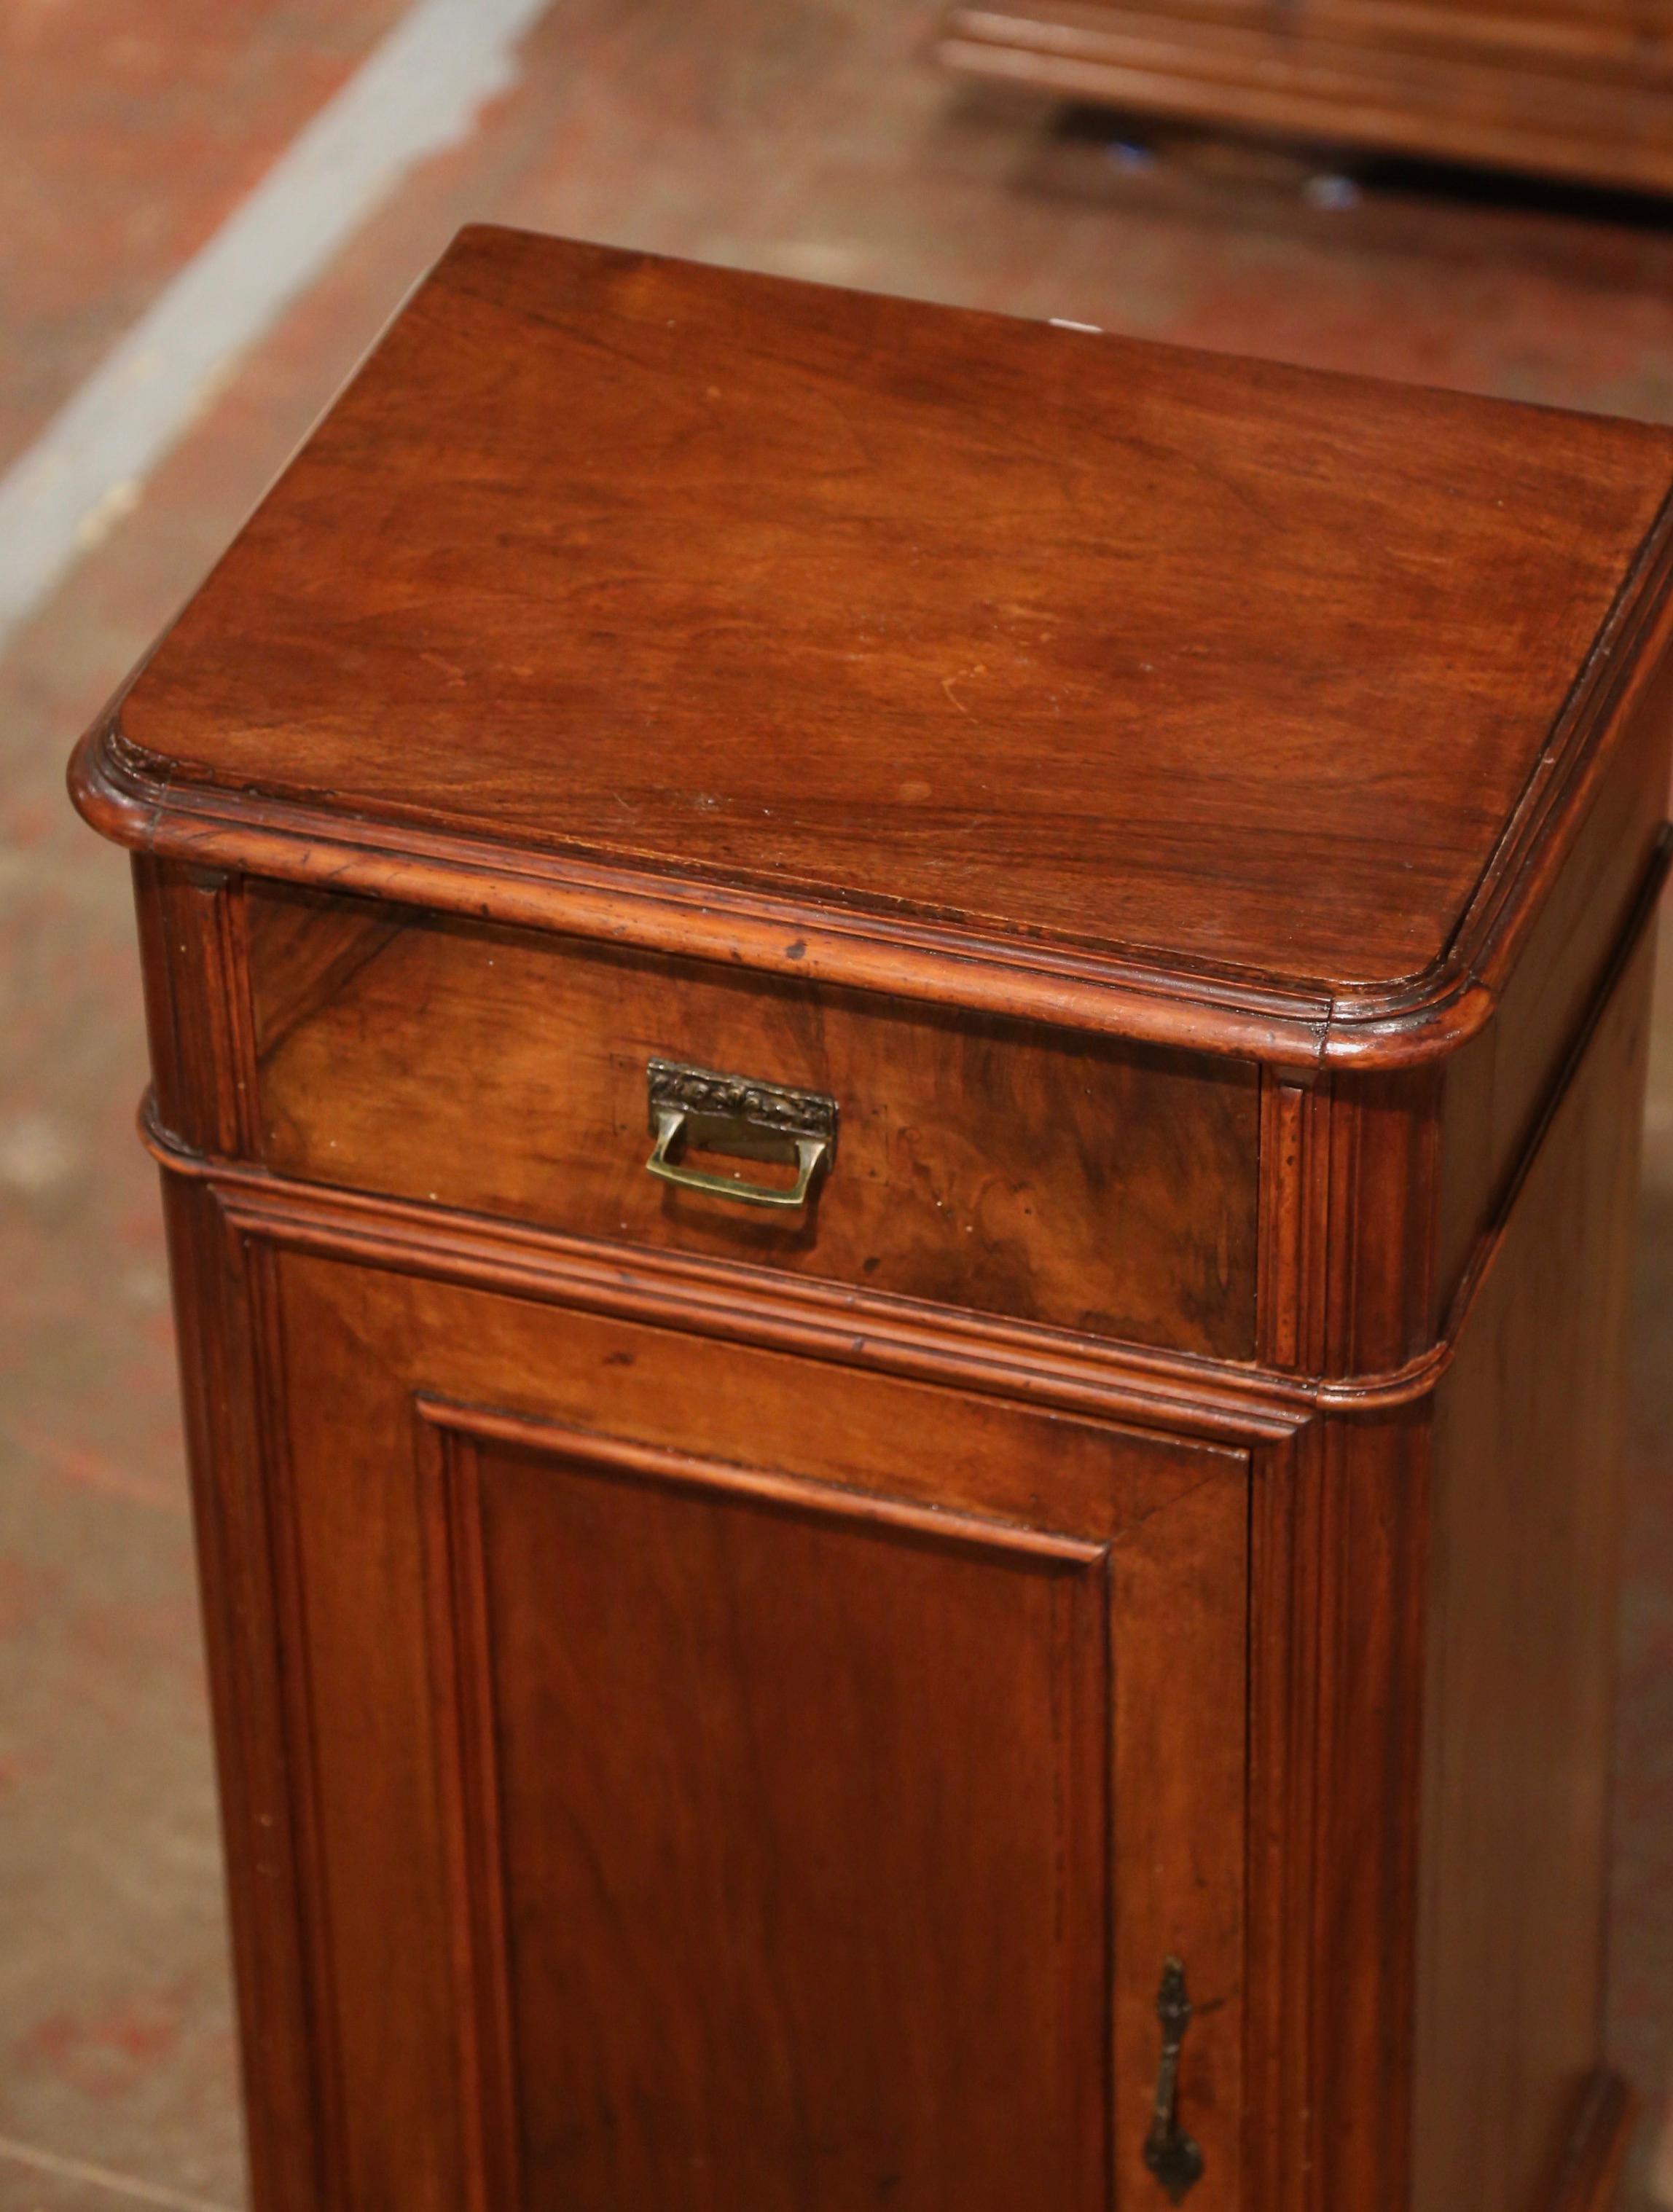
246, 882, 1261, 1358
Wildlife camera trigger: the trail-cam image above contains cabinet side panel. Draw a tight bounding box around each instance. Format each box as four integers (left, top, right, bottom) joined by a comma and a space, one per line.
1415, 921, 1656, 2212
1436, 652, 1673, 1326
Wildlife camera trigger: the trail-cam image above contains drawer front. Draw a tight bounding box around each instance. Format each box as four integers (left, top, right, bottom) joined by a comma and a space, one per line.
256, 1245, 1248, 2210
246, 883, 1260, 1358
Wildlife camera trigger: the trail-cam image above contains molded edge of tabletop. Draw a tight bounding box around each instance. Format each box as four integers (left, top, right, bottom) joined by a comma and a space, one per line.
67, 668, 1672, 1075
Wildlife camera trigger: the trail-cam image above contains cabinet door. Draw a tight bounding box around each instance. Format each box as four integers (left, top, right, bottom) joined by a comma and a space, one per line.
246, 1246, 1247, 2212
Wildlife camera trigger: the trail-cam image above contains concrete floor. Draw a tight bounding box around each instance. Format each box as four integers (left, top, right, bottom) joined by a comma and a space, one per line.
2, 2, 1672, 2205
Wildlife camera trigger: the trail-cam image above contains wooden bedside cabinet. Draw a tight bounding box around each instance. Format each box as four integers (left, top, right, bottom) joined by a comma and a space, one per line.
71, 228, 1672, 2212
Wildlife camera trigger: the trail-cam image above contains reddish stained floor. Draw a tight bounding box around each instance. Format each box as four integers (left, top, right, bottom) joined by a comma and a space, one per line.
3, 2, 1673, 2205
0, 0, 410, 473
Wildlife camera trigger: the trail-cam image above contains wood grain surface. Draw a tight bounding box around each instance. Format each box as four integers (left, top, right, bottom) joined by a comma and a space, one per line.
246, 881, 1261, 1358
78, 226, 1673, 1061
1414, 923, 1657, 2212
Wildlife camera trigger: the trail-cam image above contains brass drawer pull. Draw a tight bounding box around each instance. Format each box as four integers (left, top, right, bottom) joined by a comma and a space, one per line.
645, 1057, 836, 1212
1144, 1957, 1204, 2202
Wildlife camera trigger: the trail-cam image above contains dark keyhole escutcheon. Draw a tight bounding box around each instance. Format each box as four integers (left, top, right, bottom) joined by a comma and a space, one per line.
1143, 1956, 1205, 2202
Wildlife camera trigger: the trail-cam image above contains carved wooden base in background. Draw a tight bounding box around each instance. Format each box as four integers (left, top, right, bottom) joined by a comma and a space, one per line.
938, 4, 1673, 198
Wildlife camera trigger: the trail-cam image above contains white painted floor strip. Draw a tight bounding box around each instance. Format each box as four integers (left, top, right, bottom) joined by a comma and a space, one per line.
0, 2131, 234, 2212
0, 0, 552, 648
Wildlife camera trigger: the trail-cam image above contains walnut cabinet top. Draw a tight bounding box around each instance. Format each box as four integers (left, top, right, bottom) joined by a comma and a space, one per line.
73, 225, 1673, 1067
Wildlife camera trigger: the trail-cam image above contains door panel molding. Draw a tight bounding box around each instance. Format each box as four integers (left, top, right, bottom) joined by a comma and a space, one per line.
412, 1395, 1119, 2211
